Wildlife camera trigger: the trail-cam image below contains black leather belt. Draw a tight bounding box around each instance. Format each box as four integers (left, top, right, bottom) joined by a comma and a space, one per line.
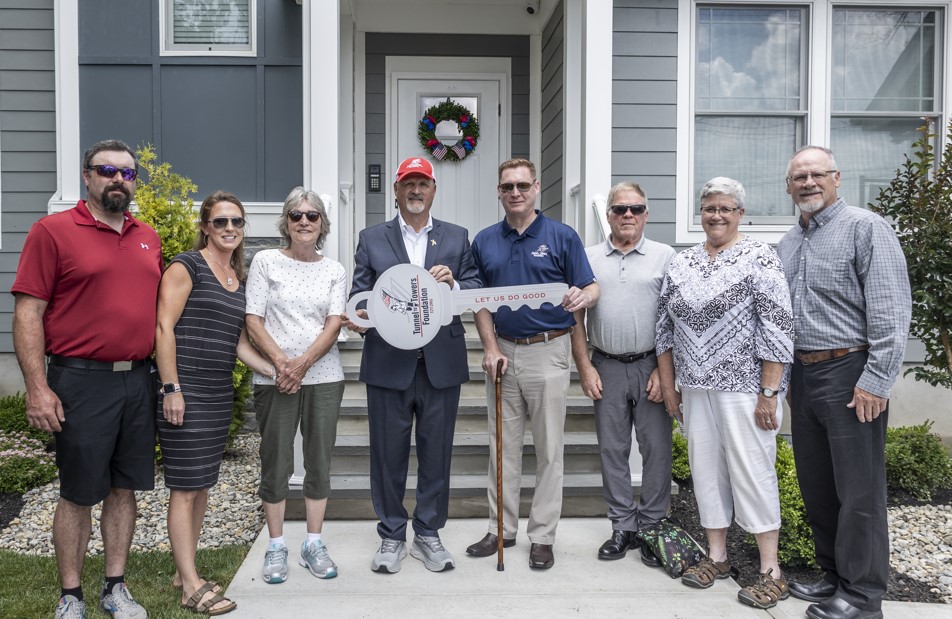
795, 345, 869, 366
593, 347, 656, 363
497, 327, 572, 346
48, 354, 148, 372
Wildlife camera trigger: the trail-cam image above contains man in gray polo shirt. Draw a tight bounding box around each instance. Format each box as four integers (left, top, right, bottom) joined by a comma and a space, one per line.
571, 181, 676, 564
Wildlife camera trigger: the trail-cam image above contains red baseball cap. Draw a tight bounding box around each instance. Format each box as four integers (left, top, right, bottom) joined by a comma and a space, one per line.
394, 157, 436, 183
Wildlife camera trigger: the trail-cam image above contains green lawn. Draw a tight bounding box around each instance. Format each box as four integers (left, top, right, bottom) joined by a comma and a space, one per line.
0, 545, 250, 618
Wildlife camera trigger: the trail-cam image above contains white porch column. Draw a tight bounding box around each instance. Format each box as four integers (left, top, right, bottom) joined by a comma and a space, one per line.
580, 1, 643, 483
581, 0, 613, 247
293, 0, 341, 488
302, 0, 341, 261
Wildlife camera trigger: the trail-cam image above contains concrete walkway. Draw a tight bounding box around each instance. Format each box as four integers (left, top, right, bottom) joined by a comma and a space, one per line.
225, 519, 949, 619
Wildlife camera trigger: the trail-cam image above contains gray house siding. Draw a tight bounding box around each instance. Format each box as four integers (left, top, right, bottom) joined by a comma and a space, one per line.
612, 0, 679, 245
78, 0, 303, 203
364, 33, 531, 228
540, 0, 564, 221
0, 0, 56, 354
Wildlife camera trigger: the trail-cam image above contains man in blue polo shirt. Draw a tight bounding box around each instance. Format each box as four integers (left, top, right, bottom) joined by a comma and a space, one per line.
465, 158, 598, 570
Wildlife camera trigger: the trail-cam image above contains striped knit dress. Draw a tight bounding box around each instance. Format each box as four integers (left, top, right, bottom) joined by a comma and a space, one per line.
157, 250, 245, 490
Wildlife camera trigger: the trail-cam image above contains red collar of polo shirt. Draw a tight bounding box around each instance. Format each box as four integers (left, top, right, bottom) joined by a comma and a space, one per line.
71, 199, 139, 235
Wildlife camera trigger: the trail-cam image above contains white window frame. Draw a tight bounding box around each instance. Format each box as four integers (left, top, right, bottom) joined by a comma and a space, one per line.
159, 0, 257, 57
676, 0, 952, 244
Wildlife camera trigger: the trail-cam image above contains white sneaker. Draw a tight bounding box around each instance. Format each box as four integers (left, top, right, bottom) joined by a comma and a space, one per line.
371, 538, 407, 573
55, 595, 85, 619
262, 543, 290, 584
99, 583, 147, 619
300, 539, 338, 579
409, 534, 455, 572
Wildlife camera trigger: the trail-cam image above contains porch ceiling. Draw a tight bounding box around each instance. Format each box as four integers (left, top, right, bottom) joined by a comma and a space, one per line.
343, 0, 557, 35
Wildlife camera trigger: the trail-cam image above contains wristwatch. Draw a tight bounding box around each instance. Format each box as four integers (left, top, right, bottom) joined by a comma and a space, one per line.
760, 387, 778, 398
159, 383, 182, 395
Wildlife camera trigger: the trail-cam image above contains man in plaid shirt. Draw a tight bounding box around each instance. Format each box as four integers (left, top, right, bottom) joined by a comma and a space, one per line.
777, 146, 911, 619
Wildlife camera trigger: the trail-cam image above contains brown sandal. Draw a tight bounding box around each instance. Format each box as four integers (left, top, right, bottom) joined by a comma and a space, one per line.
173, 577, 221, 593
737, 568, 790, 609
181, 581, 237, 616
681, 556, 734, 589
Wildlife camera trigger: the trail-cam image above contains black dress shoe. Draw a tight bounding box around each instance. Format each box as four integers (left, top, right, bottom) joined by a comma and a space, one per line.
465, 533, 515, 558
529, 543, 554, 569
597, 530, 637, 560
789, 577, 838, 602
639, 542, 662, 568
806, 596, 883, 619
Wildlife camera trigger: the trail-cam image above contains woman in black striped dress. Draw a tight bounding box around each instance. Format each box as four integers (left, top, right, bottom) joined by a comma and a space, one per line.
155, 191, 273, 615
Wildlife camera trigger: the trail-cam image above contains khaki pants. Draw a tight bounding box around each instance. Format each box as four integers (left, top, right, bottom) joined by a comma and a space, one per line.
485, 335, 570, 544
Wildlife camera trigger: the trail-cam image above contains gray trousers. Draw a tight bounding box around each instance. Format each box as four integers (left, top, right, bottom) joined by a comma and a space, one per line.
591, 351, 672, 532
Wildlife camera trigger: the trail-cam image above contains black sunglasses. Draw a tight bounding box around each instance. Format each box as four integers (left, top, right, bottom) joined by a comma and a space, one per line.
86, 164, 138, 181
205, 217, 246, 229
288, 210, 321, 223
498, 181, 535, 193
610, 204, 647, 216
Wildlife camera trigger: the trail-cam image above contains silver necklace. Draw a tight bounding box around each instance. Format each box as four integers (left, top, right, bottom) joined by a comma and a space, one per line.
203, 250, 234, 286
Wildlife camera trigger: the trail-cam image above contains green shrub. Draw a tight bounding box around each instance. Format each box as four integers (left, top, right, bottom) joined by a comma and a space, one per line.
671, 422, 691, 482
229, 361, 253, 446
0, 392, 52, 447
0, 432, 57, 493
774, 436, 816, 567
885, 421, 952, 501
133, 144, 198, 264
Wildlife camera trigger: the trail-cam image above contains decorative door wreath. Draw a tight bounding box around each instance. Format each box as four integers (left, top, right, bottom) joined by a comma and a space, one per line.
418, 99, 480, 162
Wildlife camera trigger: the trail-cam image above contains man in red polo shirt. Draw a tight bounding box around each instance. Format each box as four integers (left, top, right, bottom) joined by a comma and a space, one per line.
12, 139, 163, 619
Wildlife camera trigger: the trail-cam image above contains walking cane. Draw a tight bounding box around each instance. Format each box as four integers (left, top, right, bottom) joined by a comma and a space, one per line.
495, 358, 505, 571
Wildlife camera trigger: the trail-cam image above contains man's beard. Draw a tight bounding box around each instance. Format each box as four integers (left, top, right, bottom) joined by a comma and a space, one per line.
795, 197, 823, 213
100, 185, 132, 213
404, 199, 426, 214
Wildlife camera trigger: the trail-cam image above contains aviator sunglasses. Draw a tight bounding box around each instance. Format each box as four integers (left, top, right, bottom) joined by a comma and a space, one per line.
205, 217, 246, 229
610, 204, 647, 216
288, 210, 321, 223
86, 164, 138, 181
498, 181, 535, 193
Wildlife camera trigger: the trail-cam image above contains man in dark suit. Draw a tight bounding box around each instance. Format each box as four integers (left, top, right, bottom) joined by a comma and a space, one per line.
344, 157, 481, 574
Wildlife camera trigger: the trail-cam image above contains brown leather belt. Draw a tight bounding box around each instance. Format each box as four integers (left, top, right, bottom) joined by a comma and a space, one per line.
498, 327, 572, 346
795, 345, 870, 366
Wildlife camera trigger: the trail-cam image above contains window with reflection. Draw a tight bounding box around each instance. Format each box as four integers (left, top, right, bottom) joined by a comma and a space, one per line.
694, 6, 805, 219
689, 3, 943, 222
164, 0, 255, 55
830, 9, 939, 208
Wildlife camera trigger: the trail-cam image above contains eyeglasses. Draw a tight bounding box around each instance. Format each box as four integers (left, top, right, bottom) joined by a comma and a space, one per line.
86, 164, 137, 181
700, 206, 741, 216
498, 181, 535, 193
786, 170, 838, 184
288, 210, 321, 223
206, 217, 246, 229
610, 204, 647, 216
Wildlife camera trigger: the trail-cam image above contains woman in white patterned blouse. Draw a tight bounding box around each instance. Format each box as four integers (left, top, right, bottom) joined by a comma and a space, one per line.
655, 177, 795, 610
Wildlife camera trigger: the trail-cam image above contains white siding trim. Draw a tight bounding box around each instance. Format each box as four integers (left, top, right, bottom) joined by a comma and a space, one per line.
303, 0, 341, 260
564, 0, 582, 226
530, 33, 542, 165
52, 0, 81, 211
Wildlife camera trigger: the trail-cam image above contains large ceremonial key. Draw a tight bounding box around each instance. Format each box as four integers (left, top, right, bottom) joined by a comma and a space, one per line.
346, 263, 568, 350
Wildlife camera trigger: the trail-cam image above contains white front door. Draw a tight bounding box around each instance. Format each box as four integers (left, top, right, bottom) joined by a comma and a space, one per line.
389, 60, 509, 239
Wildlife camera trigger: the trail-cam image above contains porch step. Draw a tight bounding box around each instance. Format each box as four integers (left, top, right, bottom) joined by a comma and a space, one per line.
286, 473, 614, 520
